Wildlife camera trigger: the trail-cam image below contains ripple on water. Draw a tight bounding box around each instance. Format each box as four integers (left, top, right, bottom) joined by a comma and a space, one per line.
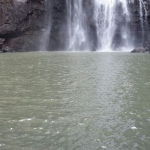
0, 52, 150, 150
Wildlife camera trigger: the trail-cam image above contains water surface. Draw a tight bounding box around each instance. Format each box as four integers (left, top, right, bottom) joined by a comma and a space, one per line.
0, 52, 150, 150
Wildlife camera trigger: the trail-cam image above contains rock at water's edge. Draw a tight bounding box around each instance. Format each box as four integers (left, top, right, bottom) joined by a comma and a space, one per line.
131, 47, 150, 53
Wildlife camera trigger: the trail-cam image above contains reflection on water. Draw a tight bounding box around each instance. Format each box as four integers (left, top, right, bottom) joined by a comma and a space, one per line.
0, 52, 150, 150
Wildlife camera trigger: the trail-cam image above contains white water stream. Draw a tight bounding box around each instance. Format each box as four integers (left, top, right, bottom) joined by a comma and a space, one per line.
66, 0, 134, 51
41, 0, 149, 51
66, 0, 88, 51
94, 0, 132, 51
40, 0, 51, 51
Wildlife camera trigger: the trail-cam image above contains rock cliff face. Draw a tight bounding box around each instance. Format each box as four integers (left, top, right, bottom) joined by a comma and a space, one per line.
0, 0, 45, 52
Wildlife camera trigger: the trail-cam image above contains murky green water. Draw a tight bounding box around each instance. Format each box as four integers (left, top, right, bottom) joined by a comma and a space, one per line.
0, 52, 150, 150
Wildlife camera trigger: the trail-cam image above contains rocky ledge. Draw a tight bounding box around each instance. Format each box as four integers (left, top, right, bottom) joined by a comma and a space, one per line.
0, 0, 45, 52
131, 42, 150, 53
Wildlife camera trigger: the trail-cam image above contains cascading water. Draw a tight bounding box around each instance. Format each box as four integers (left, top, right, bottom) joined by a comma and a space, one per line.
94, 0, 132, 51
139, 0, 148, 43
40, 0, 51, 51
41, 0, 149, 51
66, 0, 89, 51
65, 0, 135, 51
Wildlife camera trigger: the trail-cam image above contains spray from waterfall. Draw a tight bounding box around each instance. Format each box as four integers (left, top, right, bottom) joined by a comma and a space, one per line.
40, 0, 51, 51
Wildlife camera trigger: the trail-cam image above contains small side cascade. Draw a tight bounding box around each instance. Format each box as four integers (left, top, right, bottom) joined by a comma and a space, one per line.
40, 0, 51, 51
139, 0, 148, 43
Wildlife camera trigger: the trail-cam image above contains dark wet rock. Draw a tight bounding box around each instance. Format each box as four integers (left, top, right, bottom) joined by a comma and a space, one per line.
0, 38, 5, 44
131, 47, 146, 53
7, 30, 43, 52
49, 0, 67, 50
0, 0, 45, 52
131, 42, 150, 53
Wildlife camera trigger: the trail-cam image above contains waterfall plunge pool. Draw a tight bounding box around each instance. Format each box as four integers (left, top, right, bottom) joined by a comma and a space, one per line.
0, 52, 150, 150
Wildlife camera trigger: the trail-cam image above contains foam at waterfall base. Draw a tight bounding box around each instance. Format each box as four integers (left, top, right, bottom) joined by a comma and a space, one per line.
97, 47, 133, 52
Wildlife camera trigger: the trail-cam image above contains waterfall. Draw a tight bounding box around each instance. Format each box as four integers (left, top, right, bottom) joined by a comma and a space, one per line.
66, 0, 89, 51
65, 0, 135, 51
94, 0, 132, 51
40, 0, 149, 51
